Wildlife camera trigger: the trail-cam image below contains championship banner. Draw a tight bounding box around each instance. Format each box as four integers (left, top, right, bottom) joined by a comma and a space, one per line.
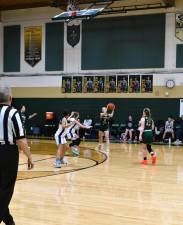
62, 76, 72, 93
129, 75, 140, 93
141, 75, 153, 93
67, 22, 80, 47
24, 26, 42, 67
94, 76, 105, 93
105, 76, 116, 93
176, 13, 183, 42
117, 75, 128, 93
72, 76, 83, 93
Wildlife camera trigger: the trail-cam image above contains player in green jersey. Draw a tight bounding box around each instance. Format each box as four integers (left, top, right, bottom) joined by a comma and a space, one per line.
139, 108, 157, 165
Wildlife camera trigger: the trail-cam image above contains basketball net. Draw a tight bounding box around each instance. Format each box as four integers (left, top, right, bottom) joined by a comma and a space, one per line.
66, 0, 81, 26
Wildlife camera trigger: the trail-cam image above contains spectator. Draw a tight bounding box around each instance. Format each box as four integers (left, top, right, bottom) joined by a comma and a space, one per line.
124, 115, 135, 143
163, 117, 175, 140
81, 115, 93, 140
175, 115, 183, 144
154, 120, 164, 142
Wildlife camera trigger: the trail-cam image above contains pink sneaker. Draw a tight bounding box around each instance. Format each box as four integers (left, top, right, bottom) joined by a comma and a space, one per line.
141, 160, 148, 165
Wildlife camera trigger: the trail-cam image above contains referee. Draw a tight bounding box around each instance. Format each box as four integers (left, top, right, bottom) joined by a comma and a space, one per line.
0, 85, 34, 225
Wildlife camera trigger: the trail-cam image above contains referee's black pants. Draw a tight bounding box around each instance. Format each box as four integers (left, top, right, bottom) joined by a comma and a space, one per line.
0, 145, 19, 224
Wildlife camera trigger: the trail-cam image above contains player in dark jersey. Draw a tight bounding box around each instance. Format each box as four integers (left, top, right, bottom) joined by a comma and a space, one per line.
97, 106, 114, 150
139, 108, 157, 165
20, 105, 37, 131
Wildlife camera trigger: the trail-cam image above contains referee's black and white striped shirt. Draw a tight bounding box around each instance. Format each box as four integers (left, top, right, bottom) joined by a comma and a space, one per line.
0, 104, 25, 145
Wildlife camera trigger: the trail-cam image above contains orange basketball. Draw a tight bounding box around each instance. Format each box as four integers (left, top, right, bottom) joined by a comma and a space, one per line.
46, 112, 54, 120
107, 103, 115, 110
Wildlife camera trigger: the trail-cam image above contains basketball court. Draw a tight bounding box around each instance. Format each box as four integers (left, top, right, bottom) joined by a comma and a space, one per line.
14, 141, 183, 225
1, 0, 183, 225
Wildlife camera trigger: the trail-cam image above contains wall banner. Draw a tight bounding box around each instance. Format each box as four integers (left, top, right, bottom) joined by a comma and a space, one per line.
24, 26, 42, 67
176, 13, 183, 42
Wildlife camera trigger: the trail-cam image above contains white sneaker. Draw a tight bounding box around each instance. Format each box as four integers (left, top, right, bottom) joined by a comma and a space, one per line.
73, 148, 79, 156
53, 159, 61, 168
174, 140, 181, 145
60, 158, 68, 165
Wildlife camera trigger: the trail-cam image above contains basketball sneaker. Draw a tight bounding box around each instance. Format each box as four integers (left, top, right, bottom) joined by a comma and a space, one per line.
53, 159, 61, 168
60, 158, 68, 165
5, 222, 15, 225
73, 148, 79, 156
152, 155, 157, 165
141, 160, 148, 165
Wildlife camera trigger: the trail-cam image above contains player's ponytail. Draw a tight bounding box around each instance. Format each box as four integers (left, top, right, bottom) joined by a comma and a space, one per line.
143, 108, 152, 124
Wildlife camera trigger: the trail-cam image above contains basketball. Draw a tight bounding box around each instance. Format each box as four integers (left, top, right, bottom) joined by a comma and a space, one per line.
46, 112, 54, 120
107, 103, 115, 110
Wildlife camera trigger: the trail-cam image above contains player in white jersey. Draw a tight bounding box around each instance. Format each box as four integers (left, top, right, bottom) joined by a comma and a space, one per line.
67, 112, 92, 156
54, 111, 74, 168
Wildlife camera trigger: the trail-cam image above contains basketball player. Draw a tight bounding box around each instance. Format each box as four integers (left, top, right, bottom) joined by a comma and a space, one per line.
67, 112, 92, 156
54, 111, 74, 168
139, 108, 157, 165
97, 106, 115, 150
20, 105, 37, 129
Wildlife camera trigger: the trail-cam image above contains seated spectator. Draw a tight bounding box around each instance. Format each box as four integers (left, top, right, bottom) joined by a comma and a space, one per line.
81, 115, 93, 140
124, 115, 135, 143
154, 120, 164, 142
175, 115, 183, 144
83, 115, 92, 126
163, 117, 175, 140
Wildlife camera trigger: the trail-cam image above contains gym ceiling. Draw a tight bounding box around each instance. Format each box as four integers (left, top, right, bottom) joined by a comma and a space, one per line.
0, 0, 175, 13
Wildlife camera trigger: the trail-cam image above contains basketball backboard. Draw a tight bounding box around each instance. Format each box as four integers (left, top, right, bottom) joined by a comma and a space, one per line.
52, 8, 104, 21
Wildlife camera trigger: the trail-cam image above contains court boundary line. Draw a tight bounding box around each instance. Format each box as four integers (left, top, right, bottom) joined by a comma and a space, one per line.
17, 148, 107, 181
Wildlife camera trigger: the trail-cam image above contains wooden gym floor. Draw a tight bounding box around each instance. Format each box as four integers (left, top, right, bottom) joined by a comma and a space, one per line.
11, 140, 183, 225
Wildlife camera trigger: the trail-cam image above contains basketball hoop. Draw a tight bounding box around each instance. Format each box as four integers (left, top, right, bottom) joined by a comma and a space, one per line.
52, 5, 103, 22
